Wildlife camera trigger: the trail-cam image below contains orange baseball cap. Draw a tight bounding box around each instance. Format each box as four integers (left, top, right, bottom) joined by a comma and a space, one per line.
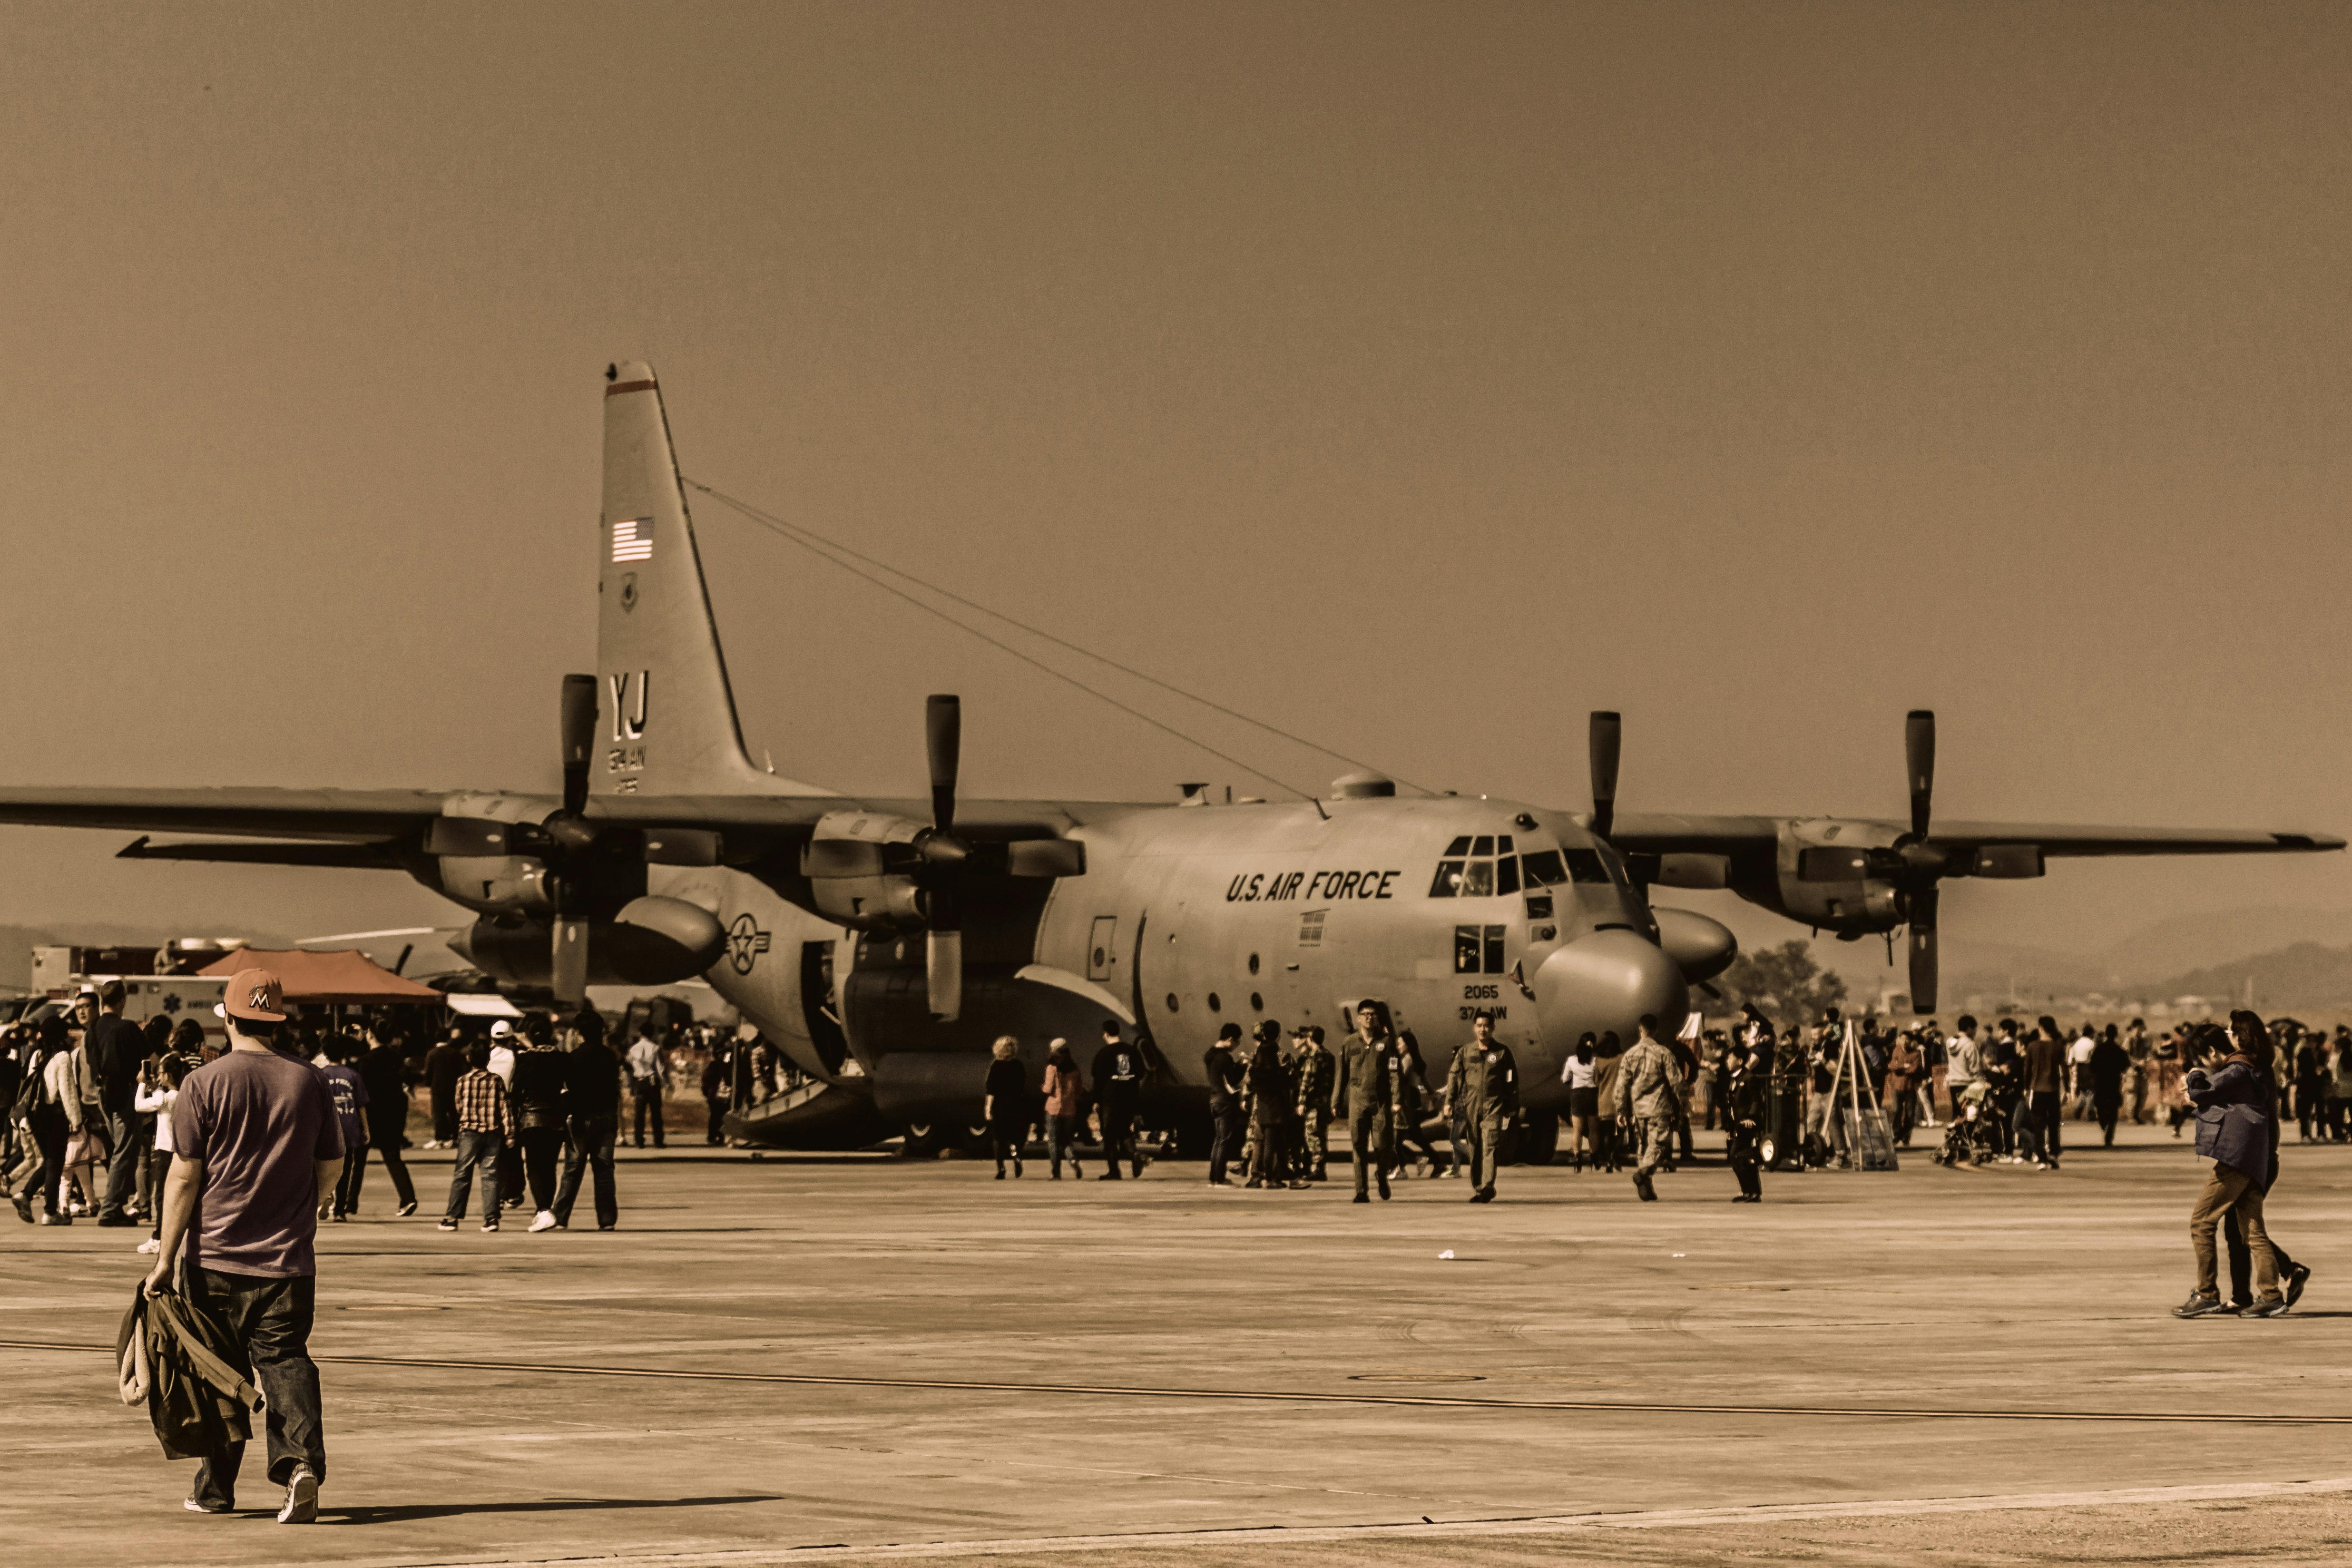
215, 967, 289, 1023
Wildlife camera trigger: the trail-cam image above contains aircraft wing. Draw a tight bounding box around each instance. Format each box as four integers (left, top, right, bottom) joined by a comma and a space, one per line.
0, 786, 452, 842
0, 785, 1151, 868
1604, 814, 1781, 855
1910, 822, 2344, 859
1606, 811, 2344, 859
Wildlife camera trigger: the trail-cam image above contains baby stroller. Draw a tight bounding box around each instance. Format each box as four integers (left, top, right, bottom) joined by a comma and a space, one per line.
1934, 1083, 1999, 1167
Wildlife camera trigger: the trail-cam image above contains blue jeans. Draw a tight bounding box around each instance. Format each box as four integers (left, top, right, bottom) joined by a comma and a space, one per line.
442, 1129, 505, 1223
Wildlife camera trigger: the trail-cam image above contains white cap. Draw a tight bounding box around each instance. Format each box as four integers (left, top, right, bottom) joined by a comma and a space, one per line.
489, 1020, 513, 1038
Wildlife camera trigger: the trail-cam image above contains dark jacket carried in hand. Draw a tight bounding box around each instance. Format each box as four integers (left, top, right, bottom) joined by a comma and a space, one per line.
2187, 1057, 2273, 1188
116, 1285, 263, 1461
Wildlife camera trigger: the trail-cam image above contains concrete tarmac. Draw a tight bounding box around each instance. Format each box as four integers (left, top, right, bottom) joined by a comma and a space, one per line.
4, 1121, 2349, 1566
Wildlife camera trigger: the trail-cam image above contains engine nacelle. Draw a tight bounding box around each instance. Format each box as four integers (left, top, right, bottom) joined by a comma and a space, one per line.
1653, 907, 1738, 984
451, 896, 726, 986
800, 810, 929, 930
437, 855, 553, 916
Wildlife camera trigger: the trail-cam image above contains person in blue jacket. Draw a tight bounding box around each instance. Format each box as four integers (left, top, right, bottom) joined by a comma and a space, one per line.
2173, 1013, 2287, 1318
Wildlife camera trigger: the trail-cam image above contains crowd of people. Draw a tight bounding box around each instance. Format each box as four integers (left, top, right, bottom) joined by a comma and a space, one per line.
0, 984, 708, 1239
1690, 1007, 2352, 1177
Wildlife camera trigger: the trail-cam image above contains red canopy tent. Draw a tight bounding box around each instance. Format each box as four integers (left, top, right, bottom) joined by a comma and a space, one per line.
198, 948, 444, 1005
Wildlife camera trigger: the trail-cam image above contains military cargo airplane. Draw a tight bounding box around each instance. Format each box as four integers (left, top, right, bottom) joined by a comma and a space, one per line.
1, 363, 2337, 1148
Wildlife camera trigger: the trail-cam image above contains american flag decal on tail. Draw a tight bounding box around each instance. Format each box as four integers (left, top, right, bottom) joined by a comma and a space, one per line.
611, 517, 654, 562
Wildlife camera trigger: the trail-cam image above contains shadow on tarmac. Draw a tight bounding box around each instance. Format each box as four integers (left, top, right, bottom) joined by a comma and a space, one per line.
322, 1493, 787, 1524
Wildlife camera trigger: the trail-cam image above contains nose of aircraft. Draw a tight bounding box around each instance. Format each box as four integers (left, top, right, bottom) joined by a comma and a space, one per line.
1531, 928, 1690, 1063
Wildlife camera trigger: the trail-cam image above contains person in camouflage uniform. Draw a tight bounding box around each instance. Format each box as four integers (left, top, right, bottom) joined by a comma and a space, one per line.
1291, 1025, 1335, 1181
1618, 1014, 1687, 1202
1333, 1000, 1402, 1203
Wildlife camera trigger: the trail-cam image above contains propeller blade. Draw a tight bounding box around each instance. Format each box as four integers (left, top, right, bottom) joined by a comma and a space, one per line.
1006, 838, 1086, 877
1589, 710, 1621, 840
551, 917, 591, 1005
1907, 886, 1938, 1015
561, 674, 599, 817
926, 694, 961, 837
1905, 709, 1934, 840
926, 929, 963, 1021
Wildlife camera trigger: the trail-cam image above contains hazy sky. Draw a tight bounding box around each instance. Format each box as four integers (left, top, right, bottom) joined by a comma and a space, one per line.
3, 2, 2347, 964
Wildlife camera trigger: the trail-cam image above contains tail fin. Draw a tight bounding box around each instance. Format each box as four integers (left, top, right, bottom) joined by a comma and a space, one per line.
597, 361, 829, 798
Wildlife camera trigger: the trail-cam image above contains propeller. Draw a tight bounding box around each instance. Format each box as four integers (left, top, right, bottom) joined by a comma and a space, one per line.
796, 694, 1087, 1022
548, 673, 600, 1005
1902, 709, 1937, 1014
1589, 710, 1621, 840
1789, 711, 1954, 1013
925, 694, 964, 1021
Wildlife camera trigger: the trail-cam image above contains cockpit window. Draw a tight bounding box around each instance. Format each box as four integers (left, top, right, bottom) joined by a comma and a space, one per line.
1430, 834, 1521, 898
1561, 849, 1612, 884
1431, 834, 1540, 898
1520, 849, 1566, 886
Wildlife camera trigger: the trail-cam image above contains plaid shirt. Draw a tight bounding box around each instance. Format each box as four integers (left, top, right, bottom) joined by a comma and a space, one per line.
452, 1067, 513, 1140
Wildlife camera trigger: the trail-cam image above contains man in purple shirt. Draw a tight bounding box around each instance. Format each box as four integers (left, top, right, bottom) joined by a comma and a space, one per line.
145, 968, 344, 1524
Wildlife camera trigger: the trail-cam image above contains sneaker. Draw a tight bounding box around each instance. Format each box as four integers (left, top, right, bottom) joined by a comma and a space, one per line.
1351, 1193, 1369, 1204
436, 1218, 457, 1232
527, 1211, 557, 1233
185, 1495, 233, 1514
137, 1237, 160, 1254
2247, 1298, 2290, 1319
480, 1220, 499, 1232
12, 1192, 34, 1223
277, 1465, 318, 1524
96, 1211, 136, 1228
2286, 1264, 2312, 1309
596, 1222, 615, 1231
397, 1201, 417, 1218
2171, 1292, 2233, 1318
40, 1212, 71, 1226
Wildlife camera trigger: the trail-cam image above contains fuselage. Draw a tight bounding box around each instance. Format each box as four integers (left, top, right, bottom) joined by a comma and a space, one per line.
658, 790, 1690, 1121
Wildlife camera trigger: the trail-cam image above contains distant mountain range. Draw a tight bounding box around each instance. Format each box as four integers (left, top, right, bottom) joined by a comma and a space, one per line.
1789, 906, 2352, 1014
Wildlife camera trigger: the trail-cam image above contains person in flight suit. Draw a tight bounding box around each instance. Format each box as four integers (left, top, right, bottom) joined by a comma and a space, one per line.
1620, 1014, 1687, 1202
1291, 1025, 1335, 1181
1444, 1011, 1519, 1202
1723, 1035, 1767, 1202
1333, 1000, 1400, 1203
1090, 1020, 1146, 1180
